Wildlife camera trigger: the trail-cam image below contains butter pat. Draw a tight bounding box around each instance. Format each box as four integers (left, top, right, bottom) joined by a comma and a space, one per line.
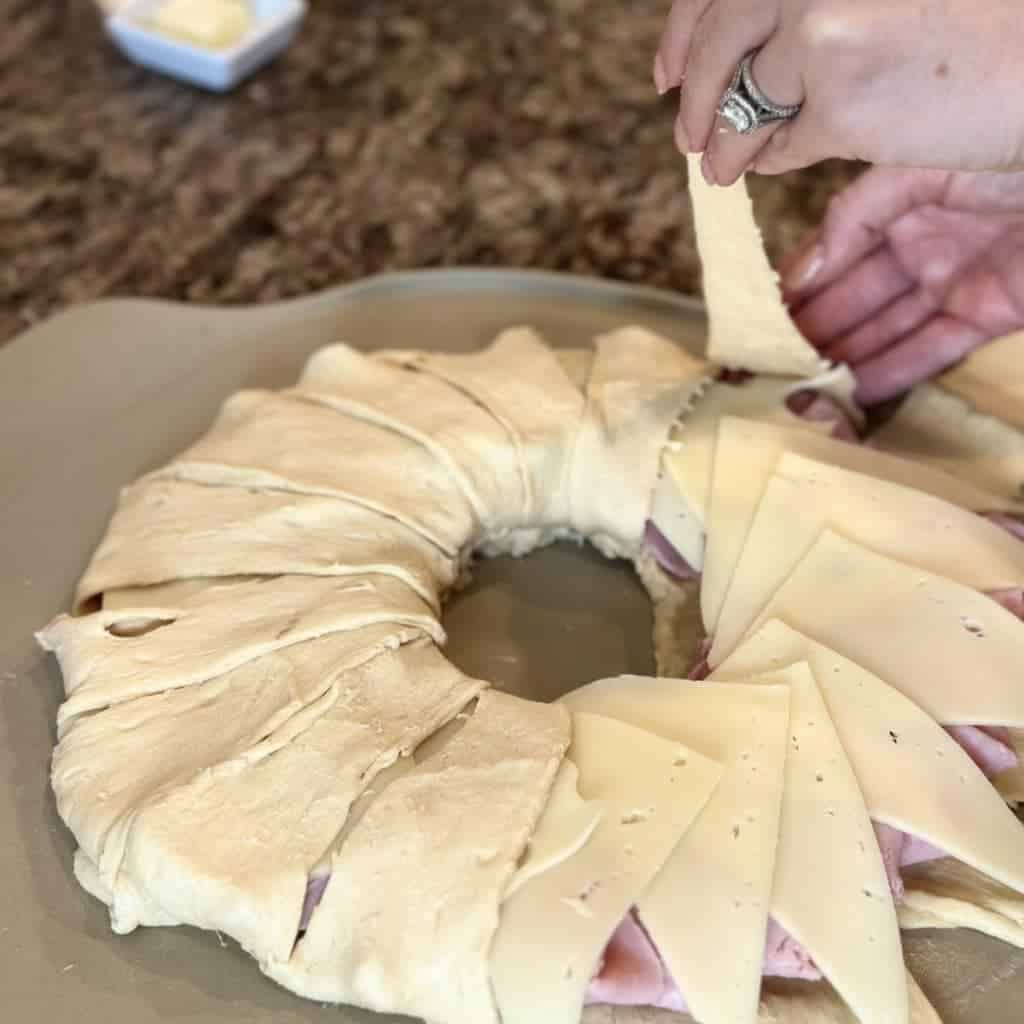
152, 0, 251, 49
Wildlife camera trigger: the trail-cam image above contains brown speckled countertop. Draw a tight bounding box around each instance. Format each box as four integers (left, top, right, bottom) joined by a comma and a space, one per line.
0, 0, 859, 344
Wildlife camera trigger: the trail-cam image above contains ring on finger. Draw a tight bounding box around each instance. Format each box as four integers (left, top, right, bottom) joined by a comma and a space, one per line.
718, 49, 801, 135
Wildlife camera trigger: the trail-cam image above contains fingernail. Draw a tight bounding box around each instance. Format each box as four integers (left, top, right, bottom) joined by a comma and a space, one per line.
673, 113, 689, 154
785, 244, 824, 292
701, 151, 716, 186
654, 53, 669, 95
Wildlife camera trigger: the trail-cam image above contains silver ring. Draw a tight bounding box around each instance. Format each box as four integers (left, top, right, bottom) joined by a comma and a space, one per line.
717, 50, 801, 135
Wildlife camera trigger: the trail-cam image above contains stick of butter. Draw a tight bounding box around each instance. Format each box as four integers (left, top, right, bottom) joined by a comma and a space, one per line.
151, 0, 251, 50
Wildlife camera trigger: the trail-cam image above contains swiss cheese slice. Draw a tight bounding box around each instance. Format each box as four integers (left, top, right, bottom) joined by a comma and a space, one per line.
74, 478, 456, 614
569, 326, 709, 557
296, 342, 528, 530
504, 758, 605, 897
937, 329, 1024, 432
377, 327, 585, 525
41, 573, 442, 728
719, 530, 1024, 726
651, 374, 840, 572
266, 691, 569, 1023
870, 385, 1024, 506
156, 390, 479, 555
490, 710, 721, 1024
687, 155, 829, 378
701, 416, 1005, 635
716, 621, 1024, 898
706, 660, 907, 1024
713, 451, 1024, 659
562, 677, 791, 1024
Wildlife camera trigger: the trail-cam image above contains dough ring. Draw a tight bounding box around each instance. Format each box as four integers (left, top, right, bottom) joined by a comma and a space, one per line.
37, 169, 1024, 1024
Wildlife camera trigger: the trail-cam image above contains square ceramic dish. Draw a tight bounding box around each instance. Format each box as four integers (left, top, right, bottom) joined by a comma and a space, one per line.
106, 0, 307, 92
2, 269, 1022, 1023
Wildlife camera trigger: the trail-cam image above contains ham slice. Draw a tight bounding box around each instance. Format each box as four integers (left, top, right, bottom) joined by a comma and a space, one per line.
582, 910, 823, 1015
983, 511, 1024, 543
946, 725, 1018, 777
643, 521, 699, 580
785, 390, 860, 443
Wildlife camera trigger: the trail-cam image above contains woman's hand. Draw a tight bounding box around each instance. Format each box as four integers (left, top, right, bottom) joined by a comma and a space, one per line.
654, 0, 1024, 185
780, 166, 1024, 404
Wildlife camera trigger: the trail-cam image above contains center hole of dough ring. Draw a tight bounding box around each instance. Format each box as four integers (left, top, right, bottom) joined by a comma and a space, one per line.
443, 542, 657, 703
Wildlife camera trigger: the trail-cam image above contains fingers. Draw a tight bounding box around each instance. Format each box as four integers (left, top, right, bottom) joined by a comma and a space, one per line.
791, 247, 915, 345
700, 33, 806, 186
854, 316, 987, 405
780, 167, 953, 299
656, 0, 716, 94
679, 0, 781, 156
823, 287, 938, 366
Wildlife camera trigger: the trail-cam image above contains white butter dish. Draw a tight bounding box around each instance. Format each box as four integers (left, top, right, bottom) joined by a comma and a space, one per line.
106, 0, 307, 92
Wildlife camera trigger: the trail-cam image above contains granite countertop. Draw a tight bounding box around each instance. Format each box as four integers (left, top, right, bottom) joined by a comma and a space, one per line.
0, 0, 859, 345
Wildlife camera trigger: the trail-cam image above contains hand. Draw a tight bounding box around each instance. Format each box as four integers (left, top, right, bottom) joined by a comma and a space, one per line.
780, 166, 1024, 404
653, 0, 1024, 185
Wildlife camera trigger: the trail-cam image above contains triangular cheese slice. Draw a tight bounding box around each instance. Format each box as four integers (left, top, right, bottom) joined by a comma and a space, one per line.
687, 154, 829, 378
377, 327, 585, 526
110, 641, 487, 964
713, 451, 1024, 659
651, 372, 843, 572
569, 326, 709, 557
562, 677, 790, 1024
491, 710, 721, 1024
871, 385, 1024, 506
937, 329, 1024, 432
701, 416, 1005, 635
504, 758, 605, 897
157, 390, 478, 555
717, 530, 1024, 726
41, 573, 442, 727
74, 478, 456, 614
716, 622, 1024, 898
268, 691, 569, 1023
296, 342, 528, 531
706, 660, 908, 1024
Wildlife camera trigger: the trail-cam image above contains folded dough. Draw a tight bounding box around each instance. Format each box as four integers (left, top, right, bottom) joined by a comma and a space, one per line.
74, 477, 457, 614
154, 389, 479, 555
568, 327, 709, 559
112, 640, 486, 963
296, 342, 528, 532
267, 690, 570, 1024
52, 622, 424, 887
378, 327, 585, 528
42, 572, 442, 727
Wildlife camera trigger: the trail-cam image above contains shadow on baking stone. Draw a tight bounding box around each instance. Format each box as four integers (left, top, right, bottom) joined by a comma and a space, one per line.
444, 542, 655, 702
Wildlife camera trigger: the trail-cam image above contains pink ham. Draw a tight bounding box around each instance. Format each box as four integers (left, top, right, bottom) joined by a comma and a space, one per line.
785, 390, 860, 443
297, 872, 330, 935
585, 912, 685, 1012
687, 637, 713, 681
644, 521, 699, 580
988, 587, 1024, 620
946, 725, 1018, 776
584, 911, 823, 1014
982, 511, 1024, 543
